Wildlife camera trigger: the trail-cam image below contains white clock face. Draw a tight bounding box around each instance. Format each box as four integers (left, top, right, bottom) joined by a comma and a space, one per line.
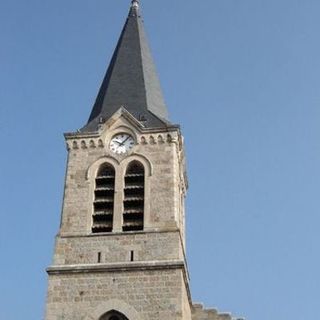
109, 133, 135, 154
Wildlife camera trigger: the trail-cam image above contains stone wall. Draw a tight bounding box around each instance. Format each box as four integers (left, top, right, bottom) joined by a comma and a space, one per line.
45, 269, 190, 320
192, 304, 233, 320
53, 231, 184, 265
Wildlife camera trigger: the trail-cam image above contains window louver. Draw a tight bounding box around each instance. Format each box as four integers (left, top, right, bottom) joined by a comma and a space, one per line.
123, 161, 144, 232
92, 164, 115, 233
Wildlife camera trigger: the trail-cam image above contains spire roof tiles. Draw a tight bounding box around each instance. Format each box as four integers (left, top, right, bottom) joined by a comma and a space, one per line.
81, 1, 172, 132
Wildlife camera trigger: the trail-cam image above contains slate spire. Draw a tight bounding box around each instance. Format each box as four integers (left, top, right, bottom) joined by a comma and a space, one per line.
82, 0, 171, 132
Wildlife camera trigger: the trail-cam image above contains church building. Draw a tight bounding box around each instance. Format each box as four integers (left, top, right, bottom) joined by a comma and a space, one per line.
44, 1, 240, 319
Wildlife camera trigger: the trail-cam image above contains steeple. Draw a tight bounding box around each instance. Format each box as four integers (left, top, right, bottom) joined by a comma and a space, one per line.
82, 0, 171, 132
44, 3, 241, 320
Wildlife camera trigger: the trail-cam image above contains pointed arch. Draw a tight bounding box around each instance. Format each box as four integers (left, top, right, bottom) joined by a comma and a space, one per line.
120, 153, 153, 177
100, 310, 128, 320
89, 299, 142, 320
86, 156, 120, 181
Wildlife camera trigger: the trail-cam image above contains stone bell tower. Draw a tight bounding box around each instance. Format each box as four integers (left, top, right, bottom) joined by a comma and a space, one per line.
44, 1, 191, 319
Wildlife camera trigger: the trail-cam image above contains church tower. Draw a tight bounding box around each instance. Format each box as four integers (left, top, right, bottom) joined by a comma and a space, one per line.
45, 1, 240, 320
45, 1, 191, 319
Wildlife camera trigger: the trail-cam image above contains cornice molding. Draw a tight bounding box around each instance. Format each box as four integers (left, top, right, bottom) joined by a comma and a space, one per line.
47, 260, 185, 275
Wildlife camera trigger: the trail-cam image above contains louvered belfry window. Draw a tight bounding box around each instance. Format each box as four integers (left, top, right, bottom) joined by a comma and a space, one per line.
123, 161, 145, 232
92, 164, 115, 233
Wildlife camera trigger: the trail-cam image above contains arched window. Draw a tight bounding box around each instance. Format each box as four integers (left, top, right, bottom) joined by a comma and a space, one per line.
100, 310, 128, 320
92, 163, 115, 233
123, 161, 145, 232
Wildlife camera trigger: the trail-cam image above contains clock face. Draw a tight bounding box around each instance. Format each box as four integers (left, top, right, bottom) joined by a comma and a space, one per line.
109, 133, 135, 154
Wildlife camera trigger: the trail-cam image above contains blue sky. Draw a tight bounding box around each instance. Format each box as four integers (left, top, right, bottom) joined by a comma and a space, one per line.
1, 0, 320, 319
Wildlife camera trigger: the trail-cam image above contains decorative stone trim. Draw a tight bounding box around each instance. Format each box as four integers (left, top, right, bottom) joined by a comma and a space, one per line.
89, 140, 96, 148
98, 139, 104, 148
139, 133, 174, 145
81, 140, 87, 149
157, 134, 165, 144
67, 132, 178, 150
67, 138, 104, 150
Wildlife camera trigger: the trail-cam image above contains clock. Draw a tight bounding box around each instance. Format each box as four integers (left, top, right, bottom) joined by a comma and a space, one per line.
109, 133, 135, 154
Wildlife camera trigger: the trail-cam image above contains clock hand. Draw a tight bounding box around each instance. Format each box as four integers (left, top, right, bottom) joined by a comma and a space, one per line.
119, 136, 131, 146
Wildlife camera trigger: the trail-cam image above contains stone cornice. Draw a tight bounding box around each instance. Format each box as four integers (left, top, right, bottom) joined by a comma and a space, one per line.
64, 124, 180, 140
47, 260, 185, 275
58, 227, 181, 238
